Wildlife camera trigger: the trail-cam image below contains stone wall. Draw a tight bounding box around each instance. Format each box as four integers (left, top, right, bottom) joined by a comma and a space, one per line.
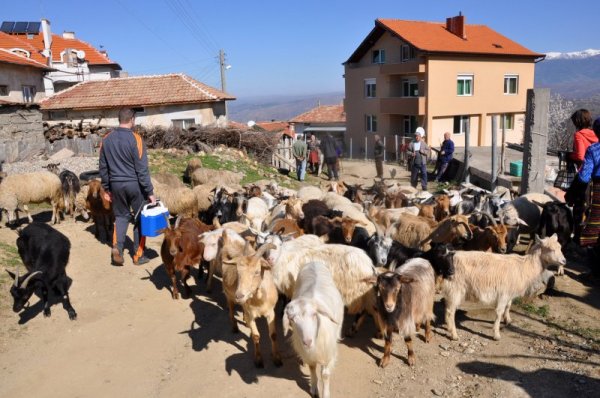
0, 105, 46, 163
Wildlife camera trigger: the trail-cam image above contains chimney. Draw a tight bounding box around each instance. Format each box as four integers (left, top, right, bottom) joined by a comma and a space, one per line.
62, 31, 75, 39
41, 19, 52, 59
446, 12, 466, 40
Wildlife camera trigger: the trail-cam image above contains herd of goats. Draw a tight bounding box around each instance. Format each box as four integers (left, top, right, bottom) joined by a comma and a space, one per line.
2, 158, 573, 398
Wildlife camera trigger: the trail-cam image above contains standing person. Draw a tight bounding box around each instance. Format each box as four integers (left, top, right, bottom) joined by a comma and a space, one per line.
435, 132, 455, 182
320, 133, 339, 181
307, 134, 320, 174
292, 137, 308, 182
574, 116, 600, 249
568, 109, 598, 244
374, 134, 384, 179
99, 108, 156, 266
407, 127, 429, 190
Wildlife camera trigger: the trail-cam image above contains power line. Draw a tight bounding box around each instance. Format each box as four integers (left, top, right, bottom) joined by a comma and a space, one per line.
163, 0, 218, 57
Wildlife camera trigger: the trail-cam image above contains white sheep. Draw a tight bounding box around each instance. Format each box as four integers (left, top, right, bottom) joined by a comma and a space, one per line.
192, 184, 216, 215
0, 171, 63, 225
442, 234, 566, 341
191, 168, 242, 188
283, 262, 344, 398
298, 185, 324, 203
153, 181, 198, 218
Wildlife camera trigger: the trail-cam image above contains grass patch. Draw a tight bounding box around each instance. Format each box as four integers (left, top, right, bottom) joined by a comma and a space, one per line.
514, 297, 550, 318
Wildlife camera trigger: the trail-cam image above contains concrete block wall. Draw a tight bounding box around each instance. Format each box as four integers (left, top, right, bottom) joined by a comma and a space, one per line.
0, 106, 46, 163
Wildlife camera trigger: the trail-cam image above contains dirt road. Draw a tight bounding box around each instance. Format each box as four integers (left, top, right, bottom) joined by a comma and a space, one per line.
0, 162, 599, 397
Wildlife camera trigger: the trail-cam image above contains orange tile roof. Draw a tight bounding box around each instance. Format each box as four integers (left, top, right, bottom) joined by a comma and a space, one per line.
255, 121, 289, 132
0, 31, 119, 67
0, 48, 52, 69
290, 105, 346, 124
377, 19, 543, 57
227, 120, 248, 129
40, 73, 235, 110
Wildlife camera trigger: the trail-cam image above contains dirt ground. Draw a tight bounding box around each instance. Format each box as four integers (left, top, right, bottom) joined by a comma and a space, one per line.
0, 160, 599, 398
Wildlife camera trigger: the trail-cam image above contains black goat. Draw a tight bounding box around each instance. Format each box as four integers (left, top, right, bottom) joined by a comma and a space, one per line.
301, 199, 342, 234
538, 201, 573, 247
387, 241, 455, 280
203, 187, 242, 225
6, 223, 76, 320
59, 169, 81, 218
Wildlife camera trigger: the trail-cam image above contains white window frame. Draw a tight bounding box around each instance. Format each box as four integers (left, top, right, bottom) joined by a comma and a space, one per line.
366, 114, 377, 133
372, 49, 385, 64
364, 78, 376, 98
9, 48, 31, 58
504, 74, 518, 95
172, 118, 196, 129
22, 85, 36, 103
453, 115, 470, 135
457, 74, 473, 96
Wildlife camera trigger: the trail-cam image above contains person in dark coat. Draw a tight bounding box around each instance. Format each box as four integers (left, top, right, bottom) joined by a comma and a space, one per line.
320, 133, 339, 181
374, 134, 384, 179
435, 132, 454, 182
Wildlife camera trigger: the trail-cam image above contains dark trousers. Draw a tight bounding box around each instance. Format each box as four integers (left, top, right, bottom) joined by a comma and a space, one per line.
325, 157, 339, 180
375, 158, 383, 178
410, 162, 428, 189
111, 181, 145, 259
435, 161, 449, 181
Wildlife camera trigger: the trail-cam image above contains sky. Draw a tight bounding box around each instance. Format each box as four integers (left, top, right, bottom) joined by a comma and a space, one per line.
4, 0, 600, 98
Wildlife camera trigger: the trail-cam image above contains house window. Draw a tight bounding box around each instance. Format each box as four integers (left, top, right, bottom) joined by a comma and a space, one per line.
132, 107, 146, 116
22, 85, 36, 103
401, 44, 415, 62
504, 75, 518, 95
403, 116, 417, 136
365, 115, 377, 132
62, 50, 78, 67
453, 115, 470, 135
457, 74, 473, 96
0, 85, 8, 96
372, 49, 385, 64
501, 114, 514, 130
402, 79, 419, 97
365, 79, 376, 98
172, 118, 196, 129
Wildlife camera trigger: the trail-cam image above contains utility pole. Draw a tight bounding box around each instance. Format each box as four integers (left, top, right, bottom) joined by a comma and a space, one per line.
219, 49, 228, 120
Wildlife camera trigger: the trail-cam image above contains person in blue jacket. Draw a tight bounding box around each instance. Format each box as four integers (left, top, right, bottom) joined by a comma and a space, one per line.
99, 108, 156, 266
435, 132, 454, 182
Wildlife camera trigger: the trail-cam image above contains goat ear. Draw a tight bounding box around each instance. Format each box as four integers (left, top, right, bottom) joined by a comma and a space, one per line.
259, 258, 272, 270
534, 234, 543, 244
550, 233, 558, 242
362, 275, 378, 285
6, 269, 16, 280
316, 301, 339, 325
282, 308, 292, 335
516, 217, 529, 226
399, 275, 414, 284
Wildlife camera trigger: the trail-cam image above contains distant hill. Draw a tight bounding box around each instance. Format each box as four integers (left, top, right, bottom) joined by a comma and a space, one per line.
228, 92, 344, 123
535, 49, 600, 99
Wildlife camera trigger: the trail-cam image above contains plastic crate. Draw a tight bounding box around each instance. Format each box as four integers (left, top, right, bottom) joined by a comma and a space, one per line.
509, 160, 523, 177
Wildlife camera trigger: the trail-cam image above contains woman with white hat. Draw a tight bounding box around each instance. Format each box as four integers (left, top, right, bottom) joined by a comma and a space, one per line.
407, 127, 429, 190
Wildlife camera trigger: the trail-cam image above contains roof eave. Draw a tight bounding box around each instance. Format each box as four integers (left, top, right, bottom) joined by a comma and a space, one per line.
422, 50, 545, 59
41, 97, 236, 111
343, 23, 385, 64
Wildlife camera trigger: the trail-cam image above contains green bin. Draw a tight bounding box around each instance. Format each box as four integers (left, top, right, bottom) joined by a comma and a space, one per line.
509, 160, 523, 177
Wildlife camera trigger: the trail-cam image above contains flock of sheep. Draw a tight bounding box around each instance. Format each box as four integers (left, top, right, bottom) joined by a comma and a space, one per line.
1, 157, 570, 398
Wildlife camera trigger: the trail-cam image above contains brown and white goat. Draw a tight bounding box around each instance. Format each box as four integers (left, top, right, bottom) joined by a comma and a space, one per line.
85, 179, 113, 242
160, 217, 213, 299
222, 239, 283, 368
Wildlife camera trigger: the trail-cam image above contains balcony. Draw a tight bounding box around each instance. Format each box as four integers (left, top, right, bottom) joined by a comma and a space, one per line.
379, 96, 425, 115
379, 61, 426, 75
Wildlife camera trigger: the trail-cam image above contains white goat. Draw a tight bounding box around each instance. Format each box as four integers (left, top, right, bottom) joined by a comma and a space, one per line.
284, 262, 344, 398
442, 234, 566, 341
242, 196, 269, 232
298, 185, 324, 203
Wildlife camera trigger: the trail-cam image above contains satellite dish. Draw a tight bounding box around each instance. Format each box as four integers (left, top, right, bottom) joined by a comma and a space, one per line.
247, 120, 256, 127
76, 50, 86, 59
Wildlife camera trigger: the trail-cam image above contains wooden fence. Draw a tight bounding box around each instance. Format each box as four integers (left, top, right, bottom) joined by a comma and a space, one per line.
271, 136, 295, 170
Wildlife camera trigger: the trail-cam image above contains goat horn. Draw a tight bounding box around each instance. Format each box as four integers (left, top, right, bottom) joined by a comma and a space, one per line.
366, 213, 383, 237
14, 265, 20, 287
242, 241, 251, 256
212, 216, 222, 228
21, 271, 42, 289
481, 211, 497, 226
174, 215, 183, 229
254, 243, 275, 259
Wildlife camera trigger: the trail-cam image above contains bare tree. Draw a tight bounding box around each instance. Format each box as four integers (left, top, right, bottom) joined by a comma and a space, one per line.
548, 93, 575, 151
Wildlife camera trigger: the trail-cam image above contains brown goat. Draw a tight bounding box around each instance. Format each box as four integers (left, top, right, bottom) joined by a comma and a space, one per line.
433, 194, 451, 221
160, 217, 213, 299
85, 179, 113, 242
270, 218, 304, 238
420, 214, 473, 247
462, 223, 509, 253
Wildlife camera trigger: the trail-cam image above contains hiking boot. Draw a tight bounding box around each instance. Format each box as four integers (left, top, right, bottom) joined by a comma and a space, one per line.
111, 247, 124, 266
133, 255, 150, 266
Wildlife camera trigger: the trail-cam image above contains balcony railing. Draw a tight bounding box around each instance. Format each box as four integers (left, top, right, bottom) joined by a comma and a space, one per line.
379, 96, 425, 115
379, 61, 426, 75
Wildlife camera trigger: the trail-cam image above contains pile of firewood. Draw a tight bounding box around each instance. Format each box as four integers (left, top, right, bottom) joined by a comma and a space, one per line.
42, 122, 282, 164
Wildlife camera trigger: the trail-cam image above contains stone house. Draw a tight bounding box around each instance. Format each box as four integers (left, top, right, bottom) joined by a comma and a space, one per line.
343, 14, 544, 158
40, 74, 235, 128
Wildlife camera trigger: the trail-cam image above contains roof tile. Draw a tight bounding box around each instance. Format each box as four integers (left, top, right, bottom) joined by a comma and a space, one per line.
290, 105, 345, 124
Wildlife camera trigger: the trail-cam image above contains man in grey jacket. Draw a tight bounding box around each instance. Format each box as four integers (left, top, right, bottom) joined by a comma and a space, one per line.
99, 108, 156, 266
407, 127, 429, 190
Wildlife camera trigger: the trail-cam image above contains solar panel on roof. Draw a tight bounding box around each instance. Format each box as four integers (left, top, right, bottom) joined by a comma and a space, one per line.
13, 22, 28, 33
0, 21, 15, 33
26, 22, 41, 33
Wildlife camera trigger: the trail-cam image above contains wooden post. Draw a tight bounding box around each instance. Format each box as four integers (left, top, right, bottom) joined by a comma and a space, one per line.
350, 138, 353, 159
383, 136, 386, 162
395, 135, 399, 163
491, 115, 498, 191
500, 115, 506, 175
463, 122, 470, 183
521, 88, 550, 194
364, 136, 368, 161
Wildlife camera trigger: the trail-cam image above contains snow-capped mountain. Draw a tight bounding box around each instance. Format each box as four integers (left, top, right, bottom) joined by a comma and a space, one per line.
544, 49, 600, 60
535, 49, 600, 99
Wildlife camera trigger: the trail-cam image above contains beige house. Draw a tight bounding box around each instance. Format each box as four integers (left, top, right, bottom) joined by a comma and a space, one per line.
343, 14, 544, 158
40, 74, 235, 128
0, 48, 51, 104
